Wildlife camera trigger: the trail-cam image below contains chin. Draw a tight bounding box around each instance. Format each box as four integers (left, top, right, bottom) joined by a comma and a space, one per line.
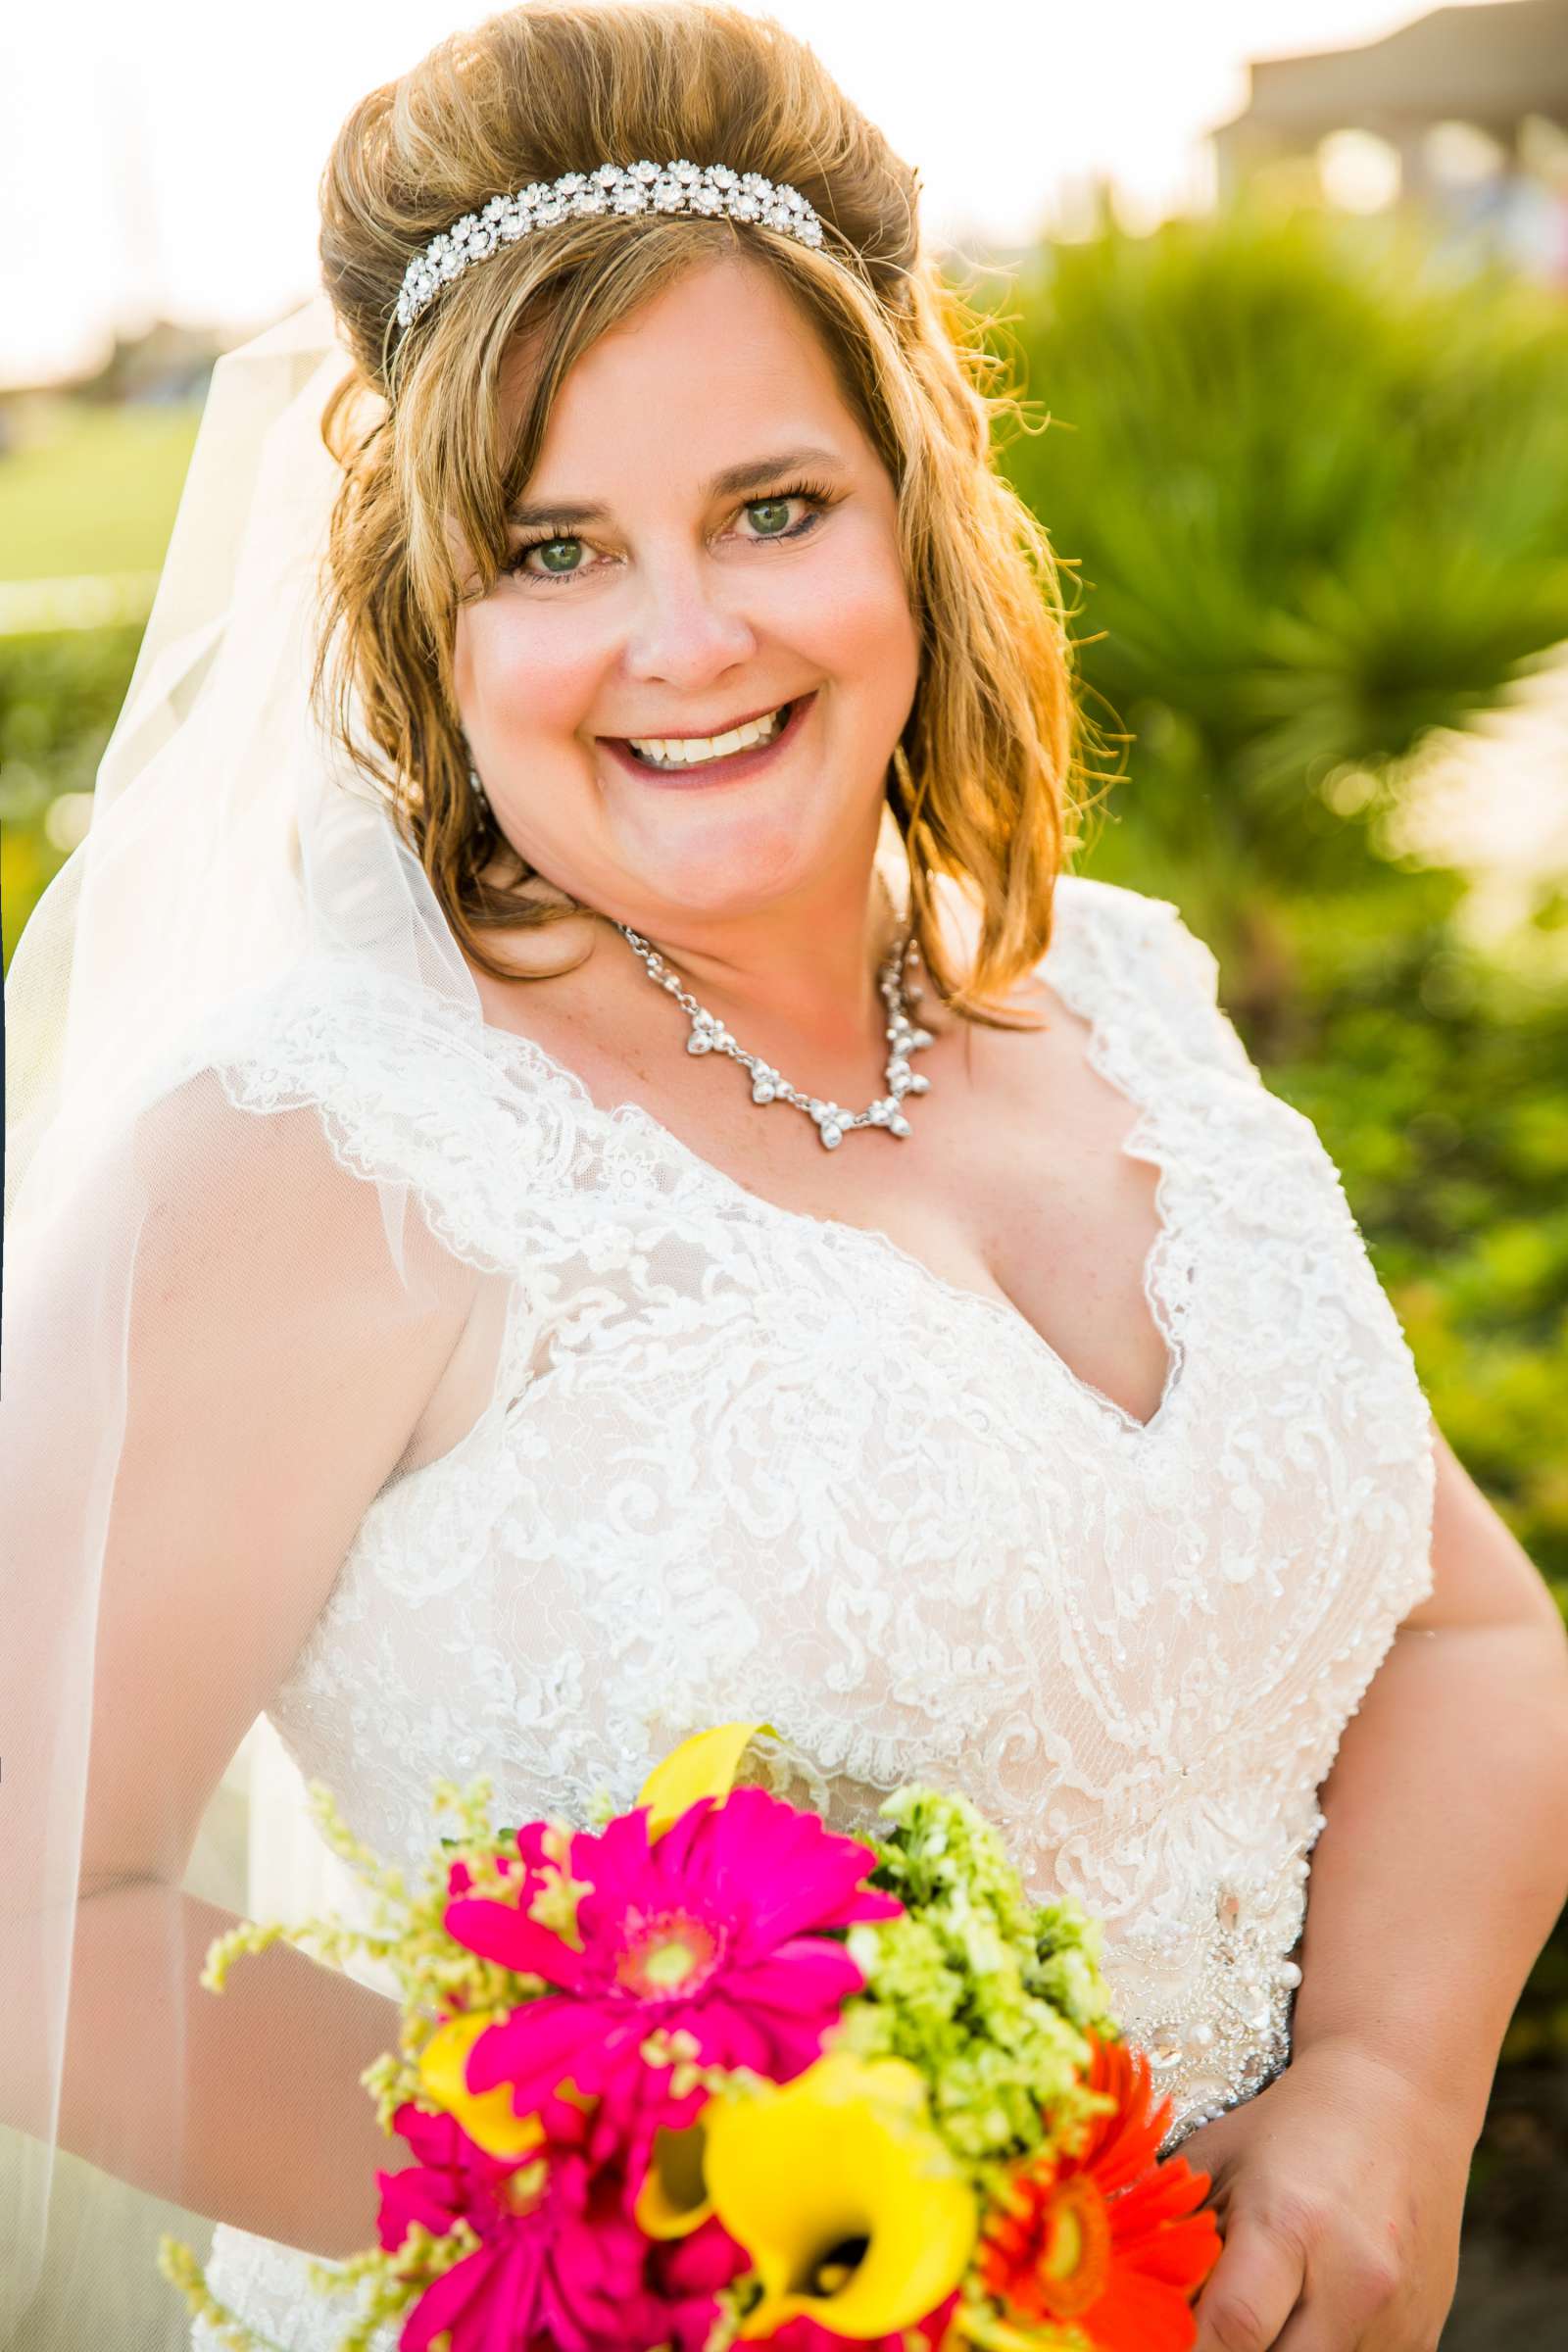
620, 816, 852, 920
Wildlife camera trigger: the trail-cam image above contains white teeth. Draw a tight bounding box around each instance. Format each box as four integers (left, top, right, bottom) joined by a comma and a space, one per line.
628, 704, 789, 767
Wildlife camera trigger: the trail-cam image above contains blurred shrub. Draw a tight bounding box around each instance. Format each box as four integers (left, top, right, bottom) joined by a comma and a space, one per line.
984, 201, 1568, 985
0, 396, 199, 956
0, 625, 143, 966
1265, 891, 1568, 1612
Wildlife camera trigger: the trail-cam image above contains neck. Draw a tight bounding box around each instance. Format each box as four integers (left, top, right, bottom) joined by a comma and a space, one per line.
614, 864, 907, 1072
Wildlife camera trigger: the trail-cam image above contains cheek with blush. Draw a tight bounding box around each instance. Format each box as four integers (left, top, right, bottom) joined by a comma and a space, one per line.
455, 600, 611, 812
781, 523, 920, 752
451, 610, 625, 909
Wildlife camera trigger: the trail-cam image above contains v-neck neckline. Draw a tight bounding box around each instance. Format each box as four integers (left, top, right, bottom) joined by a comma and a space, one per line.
449, 878, 1190, 1442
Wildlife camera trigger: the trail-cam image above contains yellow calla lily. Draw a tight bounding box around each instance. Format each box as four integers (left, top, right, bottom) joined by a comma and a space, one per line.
634, 2115, 715, 2240
636, 1721, 777, 1838
701, 2051, 977, 2340
416, 2010, 546, 2161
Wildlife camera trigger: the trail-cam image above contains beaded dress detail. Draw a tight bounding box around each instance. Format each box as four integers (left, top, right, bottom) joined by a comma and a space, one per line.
192, 875, 1435, 2351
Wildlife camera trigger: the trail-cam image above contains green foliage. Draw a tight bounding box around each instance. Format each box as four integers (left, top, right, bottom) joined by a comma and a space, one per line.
0, 624, 144, 965
0, 402, 195, 960
983, 202, 1568, 951
1258, 899, 1568, 1619
841, 1785, 1115, 2170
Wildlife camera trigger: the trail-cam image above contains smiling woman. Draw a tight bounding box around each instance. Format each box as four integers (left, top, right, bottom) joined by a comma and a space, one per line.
310, 5, 1084, 1020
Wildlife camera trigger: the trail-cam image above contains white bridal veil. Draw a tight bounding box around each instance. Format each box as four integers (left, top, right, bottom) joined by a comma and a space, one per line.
0, 291, 504, 2350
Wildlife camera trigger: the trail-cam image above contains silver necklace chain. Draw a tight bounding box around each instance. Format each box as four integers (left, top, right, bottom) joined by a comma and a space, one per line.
612, 919, 936, 1150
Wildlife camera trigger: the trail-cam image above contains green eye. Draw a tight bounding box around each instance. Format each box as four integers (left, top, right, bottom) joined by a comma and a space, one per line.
535, 538, 582, 573
747, 498, 794, 537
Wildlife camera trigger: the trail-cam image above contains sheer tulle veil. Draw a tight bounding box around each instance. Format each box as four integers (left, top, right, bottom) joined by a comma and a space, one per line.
0, 290, 489, 2347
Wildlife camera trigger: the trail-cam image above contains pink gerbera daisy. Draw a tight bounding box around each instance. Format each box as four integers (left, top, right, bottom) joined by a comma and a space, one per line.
444, 1788, 902, 2159
376, 2095, 750, 2352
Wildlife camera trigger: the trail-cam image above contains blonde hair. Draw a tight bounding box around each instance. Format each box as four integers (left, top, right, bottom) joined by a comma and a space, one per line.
315, 0, 1096, 1017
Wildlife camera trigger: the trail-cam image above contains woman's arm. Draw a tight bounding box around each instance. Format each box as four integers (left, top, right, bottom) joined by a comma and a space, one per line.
64, 1879, 405, 2261
1289, 1415, 1568, 2138
3, 1090, 479, 2274
1184, 1415, 1568, 2352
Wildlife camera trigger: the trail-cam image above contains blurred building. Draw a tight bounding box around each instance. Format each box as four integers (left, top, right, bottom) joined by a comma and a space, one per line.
1211, 0, 1568, 283
75, 318, 224, 406
0, 319, 225, 413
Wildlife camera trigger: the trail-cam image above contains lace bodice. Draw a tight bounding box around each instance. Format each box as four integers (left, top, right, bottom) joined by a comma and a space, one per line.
193, 875, 1435, 2352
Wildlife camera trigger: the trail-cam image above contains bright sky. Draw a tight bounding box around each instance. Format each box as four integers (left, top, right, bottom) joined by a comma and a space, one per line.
0, 0, 1506, 386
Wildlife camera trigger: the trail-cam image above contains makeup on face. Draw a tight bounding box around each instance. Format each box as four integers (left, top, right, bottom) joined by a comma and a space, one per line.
452, 255, 921, 924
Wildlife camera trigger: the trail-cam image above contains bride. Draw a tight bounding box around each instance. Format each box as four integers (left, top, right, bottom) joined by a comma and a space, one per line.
4, 5, 1567, 2350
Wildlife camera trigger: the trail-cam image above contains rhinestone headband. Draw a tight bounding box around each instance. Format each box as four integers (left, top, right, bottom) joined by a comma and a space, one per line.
394, 160, 827, 336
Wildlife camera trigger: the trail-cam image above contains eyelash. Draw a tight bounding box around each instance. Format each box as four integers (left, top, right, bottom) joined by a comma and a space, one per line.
502, 480, 836, 584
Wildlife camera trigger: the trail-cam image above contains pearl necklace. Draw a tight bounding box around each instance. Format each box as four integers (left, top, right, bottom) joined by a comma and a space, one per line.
612, 919, 936, 1150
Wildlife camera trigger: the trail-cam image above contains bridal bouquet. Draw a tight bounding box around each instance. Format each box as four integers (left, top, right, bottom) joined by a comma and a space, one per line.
162, 1723, 1221, 2352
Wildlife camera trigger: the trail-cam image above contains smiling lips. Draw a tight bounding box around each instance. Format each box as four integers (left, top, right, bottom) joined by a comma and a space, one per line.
628, 704, 788, 769
614, 698, 796, 771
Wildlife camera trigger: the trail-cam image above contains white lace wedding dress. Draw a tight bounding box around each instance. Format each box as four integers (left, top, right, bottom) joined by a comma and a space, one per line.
191, 873, 1435, 2350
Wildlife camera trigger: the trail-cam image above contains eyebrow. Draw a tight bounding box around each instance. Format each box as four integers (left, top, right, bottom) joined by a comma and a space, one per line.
506, 445, 849, 531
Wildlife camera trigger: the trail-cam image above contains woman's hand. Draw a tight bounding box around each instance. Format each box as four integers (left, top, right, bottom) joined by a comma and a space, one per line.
1178, 2041, 1471, 2352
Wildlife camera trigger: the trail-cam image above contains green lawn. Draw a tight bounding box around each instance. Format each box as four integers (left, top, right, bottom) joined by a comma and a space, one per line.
0, 399, 201, 579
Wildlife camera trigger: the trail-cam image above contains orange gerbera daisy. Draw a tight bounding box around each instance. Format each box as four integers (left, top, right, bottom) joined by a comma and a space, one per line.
970, 2032, 1222, 2352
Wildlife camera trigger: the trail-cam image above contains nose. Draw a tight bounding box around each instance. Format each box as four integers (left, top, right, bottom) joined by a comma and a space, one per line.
621, 550, 758, 694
